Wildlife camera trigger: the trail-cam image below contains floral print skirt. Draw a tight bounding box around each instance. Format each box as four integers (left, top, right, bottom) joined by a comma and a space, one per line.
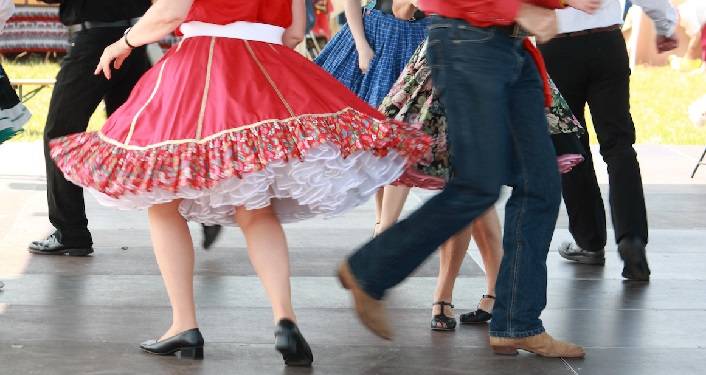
380, 39, 586, 190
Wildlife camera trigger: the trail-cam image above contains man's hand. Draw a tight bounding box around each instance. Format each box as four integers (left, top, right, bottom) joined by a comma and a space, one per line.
656, 34, 678, 53
565, 0, 602, 14
516, 3, 558, 43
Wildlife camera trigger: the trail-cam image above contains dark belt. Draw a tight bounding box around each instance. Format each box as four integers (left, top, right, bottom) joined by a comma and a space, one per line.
494, 24, 531, 38
68, 18, 140, 33
554, 24, 621, 38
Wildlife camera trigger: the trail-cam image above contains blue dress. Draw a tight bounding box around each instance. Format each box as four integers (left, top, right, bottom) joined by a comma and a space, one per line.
315, 0, 428, 108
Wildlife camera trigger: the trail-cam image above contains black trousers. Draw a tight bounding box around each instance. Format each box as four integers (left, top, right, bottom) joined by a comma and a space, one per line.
539, 30, 648, 251
44, 28, 150, 246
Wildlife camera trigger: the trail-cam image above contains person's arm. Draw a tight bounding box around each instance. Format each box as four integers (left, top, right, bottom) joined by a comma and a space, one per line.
516, 0, 600, 43
283, 0, 306, 48
95, 0, 194, 79
344, 0, 374, 73
631, 0, 677, 36
0, 0, 14, 28
632, 0, 678, 52
392, 0, 418, 20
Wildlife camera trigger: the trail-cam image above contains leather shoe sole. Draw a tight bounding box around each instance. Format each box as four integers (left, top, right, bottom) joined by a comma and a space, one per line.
490, 332, 585, 358
337, 262, 393, 340
28, 245, 93, 257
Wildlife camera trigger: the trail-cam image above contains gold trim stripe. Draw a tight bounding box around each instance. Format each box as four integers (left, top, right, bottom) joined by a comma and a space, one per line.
124, 58, 170, 145
195, 37, 217, 140
96, 107, 369, 151
244, 40, 295, 117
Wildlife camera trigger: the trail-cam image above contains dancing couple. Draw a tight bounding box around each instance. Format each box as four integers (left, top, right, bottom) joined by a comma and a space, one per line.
48, 0, 598, 367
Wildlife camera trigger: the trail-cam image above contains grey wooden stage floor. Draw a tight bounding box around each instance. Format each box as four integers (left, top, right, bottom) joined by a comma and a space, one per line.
1, 142, 705, 375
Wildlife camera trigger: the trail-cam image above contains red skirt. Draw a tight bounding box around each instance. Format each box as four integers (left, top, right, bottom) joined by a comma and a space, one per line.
50, 36, 430, 225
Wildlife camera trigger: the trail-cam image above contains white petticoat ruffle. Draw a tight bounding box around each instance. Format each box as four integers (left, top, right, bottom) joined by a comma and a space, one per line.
87, 142, 406, 226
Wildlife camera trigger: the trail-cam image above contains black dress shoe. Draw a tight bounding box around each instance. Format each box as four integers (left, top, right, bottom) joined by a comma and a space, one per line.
618, 237, 650, 281
201, 224, 222, 250
558, 242, 605, 265
140, 328, 204, 359
28, 232, 93, 256
460, 294, 495, 324
275, 319, 313, 367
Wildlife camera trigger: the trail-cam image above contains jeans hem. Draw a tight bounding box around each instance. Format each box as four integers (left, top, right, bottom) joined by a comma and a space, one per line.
346, 258, 385, 300
489, 326, 545, 338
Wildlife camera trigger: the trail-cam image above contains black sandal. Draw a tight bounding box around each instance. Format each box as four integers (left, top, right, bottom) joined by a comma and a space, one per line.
430, 301, 457, 331
460, 294, 495, 324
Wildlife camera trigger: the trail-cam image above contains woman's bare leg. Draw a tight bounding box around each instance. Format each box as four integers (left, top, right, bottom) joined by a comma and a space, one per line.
148, 200, 198, 340
375, 185, 411, 235
470, 207, 503, 312
431, 224, 474, 324
235, 206, 295, 323
431, 207, 503, 321
374, 188, 384, 232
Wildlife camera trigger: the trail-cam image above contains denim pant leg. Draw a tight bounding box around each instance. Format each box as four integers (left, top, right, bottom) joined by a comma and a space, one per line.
347, 18, 519, 300
489, 49, 562, 338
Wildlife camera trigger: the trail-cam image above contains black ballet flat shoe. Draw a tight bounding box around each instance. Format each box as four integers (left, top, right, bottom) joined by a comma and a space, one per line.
460, 295, 495, 324
140, 328, 205, 359
275, 319, 313, 367
430, 301, 457, 331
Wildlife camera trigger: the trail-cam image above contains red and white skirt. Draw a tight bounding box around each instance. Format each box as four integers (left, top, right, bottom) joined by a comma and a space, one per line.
50, 21, 429, 225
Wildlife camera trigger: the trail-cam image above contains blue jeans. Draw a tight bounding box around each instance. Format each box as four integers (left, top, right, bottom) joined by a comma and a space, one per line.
347, 17, 561, 338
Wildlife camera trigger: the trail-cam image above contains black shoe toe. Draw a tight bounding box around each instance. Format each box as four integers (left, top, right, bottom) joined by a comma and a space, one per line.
619, 237, 650, 281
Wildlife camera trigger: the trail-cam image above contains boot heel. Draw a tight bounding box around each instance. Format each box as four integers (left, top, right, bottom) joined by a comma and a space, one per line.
492, 345, 519, 356
177, 346, 204, 360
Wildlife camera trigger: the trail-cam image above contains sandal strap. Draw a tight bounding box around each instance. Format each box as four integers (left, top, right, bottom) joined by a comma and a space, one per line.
482, 294, 496, 300
432, 301, 454, 315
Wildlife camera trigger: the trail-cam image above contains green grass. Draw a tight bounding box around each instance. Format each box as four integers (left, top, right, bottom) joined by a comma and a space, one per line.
3, 61, 105, 141
3, 62, 706, 144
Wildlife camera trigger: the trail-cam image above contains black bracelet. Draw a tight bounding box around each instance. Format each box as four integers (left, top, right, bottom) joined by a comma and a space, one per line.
123, 27, 137, 49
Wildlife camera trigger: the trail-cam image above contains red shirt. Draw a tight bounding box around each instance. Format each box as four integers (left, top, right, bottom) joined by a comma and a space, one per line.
418, 0, 565, 27
184, 0, 292, 28
417, 0, 566, 107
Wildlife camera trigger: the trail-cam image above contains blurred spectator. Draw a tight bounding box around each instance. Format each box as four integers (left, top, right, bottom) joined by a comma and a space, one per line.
669, 0, 706, 72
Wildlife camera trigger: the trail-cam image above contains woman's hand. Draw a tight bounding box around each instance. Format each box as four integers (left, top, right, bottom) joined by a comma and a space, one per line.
94, 38, 133, 80
357, 42, 375, 73
565, 0, 602, 14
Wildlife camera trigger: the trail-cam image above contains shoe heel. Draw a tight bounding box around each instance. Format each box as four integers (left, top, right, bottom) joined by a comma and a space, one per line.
492, 346, 519, 356
275, 333, 296, 355
177, 346, 204, 360
67, 248, 92, 257
337, 269, 352, 290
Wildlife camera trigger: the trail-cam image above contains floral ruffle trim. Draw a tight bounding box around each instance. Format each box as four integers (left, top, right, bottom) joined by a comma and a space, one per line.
49, 108, 431, 199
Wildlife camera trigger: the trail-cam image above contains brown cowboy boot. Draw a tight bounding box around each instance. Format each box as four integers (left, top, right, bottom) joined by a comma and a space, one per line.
490, 332, 585, 358
337, 262, 393, 340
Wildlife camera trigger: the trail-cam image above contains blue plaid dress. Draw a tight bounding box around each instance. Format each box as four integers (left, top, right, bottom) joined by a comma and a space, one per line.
315, 1, 428, 108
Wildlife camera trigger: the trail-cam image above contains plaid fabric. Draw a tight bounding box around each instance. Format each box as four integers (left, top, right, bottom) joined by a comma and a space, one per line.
315, 8, 428, 108
0, 6, 69, 54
